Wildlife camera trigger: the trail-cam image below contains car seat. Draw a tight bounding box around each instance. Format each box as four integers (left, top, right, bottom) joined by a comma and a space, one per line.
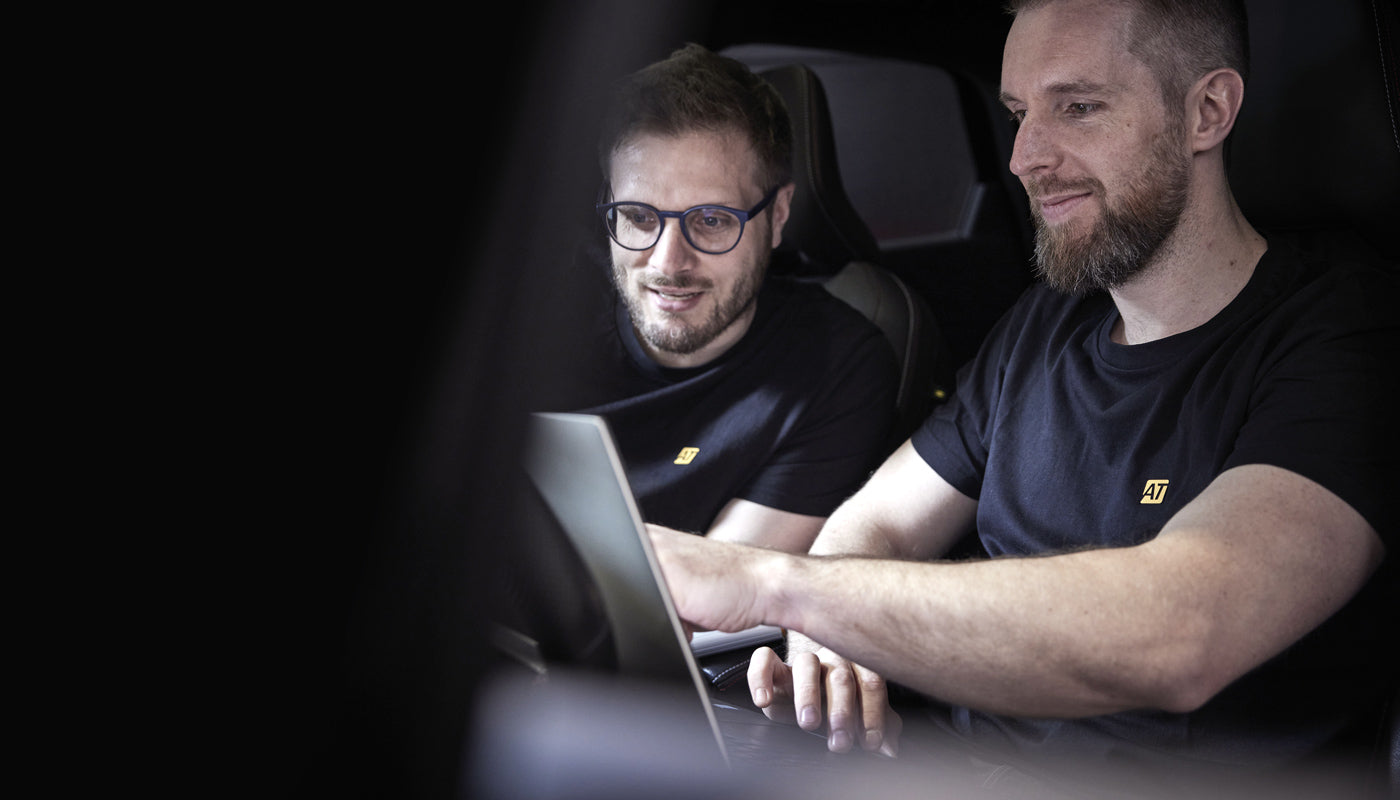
1231, 0, 1400, 263
751, 60, 952, 442
1232, 1, 1399, 790
727, 44, 1036, 376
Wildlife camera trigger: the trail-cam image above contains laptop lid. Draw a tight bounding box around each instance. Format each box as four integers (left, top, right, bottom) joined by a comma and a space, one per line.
522, 411, 731, 764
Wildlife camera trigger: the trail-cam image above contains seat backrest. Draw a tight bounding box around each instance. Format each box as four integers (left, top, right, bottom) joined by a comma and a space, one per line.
1231, 0, 1400, 261
749, 60, 951, 440
727, 44, 1035, 373
1233, 5, 1400, 788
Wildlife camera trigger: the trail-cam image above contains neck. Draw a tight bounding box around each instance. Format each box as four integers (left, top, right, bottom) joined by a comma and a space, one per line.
1108, 178, 1266, 345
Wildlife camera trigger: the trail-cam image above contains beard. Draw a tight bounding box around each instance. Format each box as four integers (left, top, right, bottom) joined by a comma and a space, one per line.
1028, 123, 1191, 295
612, 225, 770, 358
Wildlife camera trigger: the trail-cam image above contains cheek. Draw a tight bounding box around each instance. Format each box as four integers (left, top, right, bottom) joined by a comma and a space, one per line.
739, 220, 774, 261
610, 243, 645, 271
609, 247, 643, 292
717, 245, 757, 279
718, 246, 767, 293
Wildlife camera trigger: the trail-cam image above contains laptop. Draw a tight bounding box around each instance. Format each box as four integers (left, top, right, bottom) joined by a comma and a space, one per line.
521, 411, 852, 769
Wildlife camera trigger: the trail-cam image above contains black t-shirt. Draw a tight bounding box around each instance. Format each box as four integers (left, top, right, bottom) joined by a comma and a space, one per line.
557, 271, 898, 534
912, 234, 1399, 770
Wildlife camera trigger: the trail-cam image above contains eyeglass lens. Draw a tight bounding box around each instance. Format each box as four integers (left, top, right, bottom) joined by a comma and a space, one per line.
606, 205, 745, 254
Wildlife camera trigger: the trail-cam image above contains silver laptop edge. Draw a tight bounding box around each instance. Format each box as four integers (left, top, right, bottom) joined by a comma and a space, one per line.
523, 411, 731, 766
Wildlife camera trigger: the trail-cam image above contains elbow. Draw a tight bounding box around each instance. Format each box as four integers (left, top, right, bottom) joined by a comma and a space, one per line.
1095, 607, 1239, 714
1133, 636, 1239, 715
1151, 669, 1223, 715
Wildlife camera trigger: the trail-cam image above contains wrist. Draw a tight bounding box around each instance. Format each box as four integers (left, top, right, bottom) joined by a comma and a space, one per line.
753, 548, 808, 637
784, 629, 821, 660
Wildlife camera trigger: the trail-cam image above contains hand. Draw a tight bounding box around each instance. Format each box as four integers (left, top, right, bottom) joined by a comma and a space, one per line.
748, 643, 901, 757
647, 524, 769, 634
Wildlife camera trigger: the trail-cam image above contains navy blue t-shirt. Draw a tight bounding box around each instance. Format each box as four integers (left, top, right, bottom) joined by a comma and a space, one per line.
912, 234, 1399, 771
560, 271, 898, 535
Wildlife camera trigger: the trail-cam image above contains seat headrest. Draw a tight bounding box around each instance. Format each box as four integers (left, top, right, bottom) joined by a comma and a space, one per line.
734, 44, 1032, 266
756, 63, 881, 274
1231, 0, 1400, 259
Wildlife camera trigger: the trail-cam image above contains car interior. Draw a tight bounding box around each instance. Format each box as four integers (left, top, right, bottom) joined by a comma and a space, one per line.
292, 1, 1399, 798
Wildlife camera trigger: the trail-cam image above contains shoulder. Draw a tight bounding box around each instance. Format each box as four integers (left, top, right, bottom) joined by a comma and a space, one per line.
760, 277, 892, 352
1234, 233, 1400, 364
750, 278, 899, 408
769, 276, 875, 324
1256, 231, 1400, 314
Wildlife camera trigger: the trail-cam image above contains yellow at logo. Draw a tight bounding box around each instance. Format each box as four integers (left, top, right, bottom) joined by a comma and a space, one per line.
674, 447, 700, 465
1141, 479, 1170, 504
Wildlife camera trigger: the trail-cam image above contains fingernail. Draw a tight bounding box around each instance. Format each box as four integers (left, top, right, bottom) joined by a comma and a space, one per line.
830, 729, 851, 751
865, 729, 883, 750
799, 706, 818, 728
752, 688, 769, 706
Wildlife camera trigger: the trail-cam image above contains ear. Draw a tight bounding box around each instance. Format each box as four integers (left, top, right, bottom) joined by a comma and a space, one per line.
768, 182, 798, 249
1187, 68, 1245, 155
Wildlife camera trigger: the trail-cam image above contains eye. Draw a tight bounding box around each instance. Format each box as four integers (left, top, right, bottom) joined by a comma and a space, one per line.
624, 207, 658, 227
689, 208, 738, 231
1065, 102, 1100, 116
608, 204, 659, 234
1006, 108, 1025, 127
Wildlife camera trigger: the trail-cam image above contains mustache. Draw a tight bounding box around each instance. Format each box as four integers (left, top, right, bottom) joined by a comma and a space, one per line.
644, 273, 713, 291
1025, 175, 1103, 202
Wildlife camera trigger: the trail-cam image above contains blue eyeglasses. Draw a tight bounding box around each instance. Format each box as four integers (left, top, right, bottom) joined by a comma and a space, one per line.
597, 186, 780, 255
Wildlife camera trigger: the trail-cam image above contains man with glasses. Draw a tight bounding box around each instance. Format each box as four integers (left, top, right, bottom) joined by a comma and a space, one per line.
553, 43, 898, 552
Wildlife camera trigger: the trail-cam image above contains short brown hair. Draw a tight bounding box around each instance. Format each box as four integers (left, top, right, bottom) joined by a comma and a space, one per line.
597, 43, 793, 191
1006, 0, 1250, 106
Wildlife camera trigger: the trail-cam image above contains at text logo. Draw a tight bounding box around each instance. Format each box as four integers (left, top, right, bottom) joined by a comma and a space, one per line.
1141, 479, 1170, 504
674, 447, 700, 465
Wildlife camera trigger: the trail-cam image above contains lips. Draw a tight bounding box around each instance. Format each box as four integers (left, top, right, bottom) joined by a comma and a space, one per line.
647, 284, 706, 313
1026, 175, 1100, 226
1034, 191, 1092, 224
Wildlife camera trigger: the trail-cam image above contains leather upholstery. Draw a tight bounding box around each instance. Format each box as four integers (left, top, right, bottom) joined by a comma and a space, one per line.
1232, 0, 1400, 260
731, 44, 1035, 374
760, 63, 881, 271
752, 61, 950, 441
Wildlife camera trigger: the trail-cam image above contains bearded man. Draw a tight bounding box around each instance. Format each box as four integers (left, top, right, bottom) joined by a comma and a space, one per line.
551, 44, 897, 551
651, 0, 1398, 792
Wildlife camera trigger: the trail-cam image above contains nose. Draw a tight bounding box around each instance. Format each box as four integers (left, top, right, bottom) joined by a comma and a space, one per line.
647, 218, 697, 275
1008, 114, 1059, 178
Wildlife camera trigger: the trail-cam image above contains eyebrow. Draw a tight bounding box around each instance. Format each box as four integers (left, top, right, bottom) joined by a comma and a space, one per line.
999, 80, 1119, 107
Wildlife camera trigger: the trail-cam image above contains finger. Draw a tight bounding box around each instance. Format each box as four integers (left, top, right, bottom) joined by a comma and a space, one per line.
823, 660, 860, 753
746, 647, 790, 717
851, 663, 895, 754
881, 708, 903, 759
789, 651, 824, 731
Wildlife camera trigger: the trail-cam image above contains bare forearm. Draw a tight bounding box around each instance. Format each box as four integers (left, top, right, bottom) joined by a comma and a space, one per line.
807, 441, 976, 562
661, 462, 1383, 721
766, 547, 1197, 717
706, 498, 826, 553
661, 509, 1185, 714
763, 470, 1383, 721
787, 441, 976, 662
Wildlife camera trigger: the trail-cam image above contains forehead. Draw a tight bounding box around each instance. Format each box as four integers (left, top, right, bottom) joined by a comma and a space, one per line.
1000, 0, 1152, 102
608, 128, 762, 204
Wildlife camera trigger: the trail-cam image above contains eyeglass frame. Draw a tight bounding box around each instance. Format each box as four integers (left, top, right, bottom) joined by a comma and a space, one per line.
595, 185, 781, 256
